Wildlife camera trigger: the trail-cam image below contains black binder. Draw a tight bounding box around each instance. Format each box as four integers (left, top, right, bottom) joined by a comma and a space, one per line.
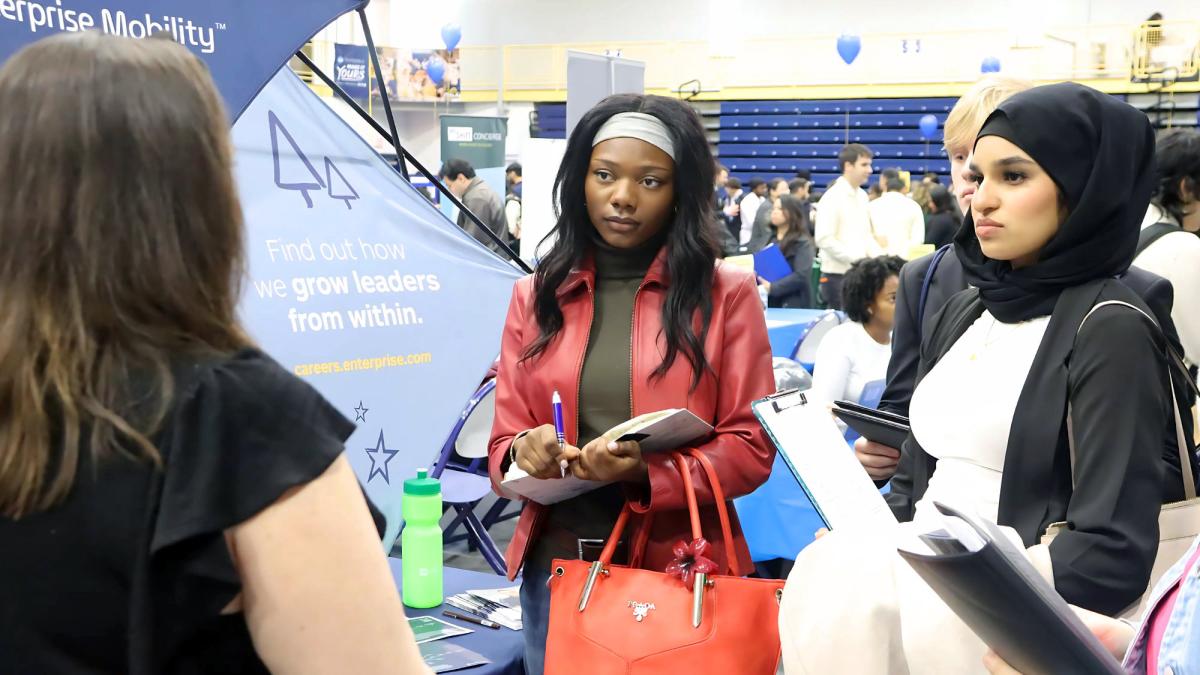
897, 502, 1123, 675
831, 400, 910, 449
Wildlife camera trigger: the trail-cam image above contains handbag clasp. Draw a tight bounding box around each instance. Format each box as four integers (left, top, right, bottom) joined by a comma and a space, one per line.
692, 573, 713, 628
578, 561, 608, 612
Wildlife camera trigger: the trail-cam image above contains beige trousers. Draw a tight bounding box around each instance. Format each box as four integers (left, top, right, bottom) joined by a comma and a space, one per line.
777, 525, 1004, 675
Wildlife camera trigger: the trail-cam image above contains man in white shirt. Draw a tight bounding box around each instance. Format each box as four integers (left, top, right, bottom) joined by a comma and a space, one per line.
815, 144, 880, 309
739, 177, 768, 245
1132, 128, 1200, 370
869, 168, 926, 259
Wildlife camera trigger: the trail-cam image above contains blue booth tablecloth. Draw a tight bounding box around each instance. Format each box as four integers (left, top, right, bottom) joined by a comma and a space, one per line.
750, 307, 829, 563
735, 452, 825, 563
389, 560, 524, 675
765, 308, 826, 358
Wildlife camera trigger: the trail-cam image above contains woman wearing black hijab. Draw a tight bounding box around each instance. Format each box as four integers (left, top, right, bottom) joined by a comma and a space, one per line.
778, 83, 1188, 673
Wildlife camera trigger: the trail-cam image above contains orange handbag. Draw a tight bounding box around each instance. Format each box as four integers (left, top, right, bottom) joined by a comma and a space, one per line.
543, 448, 785, 674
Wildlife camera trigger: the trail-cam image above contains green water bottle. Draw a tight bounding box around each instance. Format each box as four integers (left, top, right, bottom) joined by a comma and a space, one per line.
401, 469, 443, 608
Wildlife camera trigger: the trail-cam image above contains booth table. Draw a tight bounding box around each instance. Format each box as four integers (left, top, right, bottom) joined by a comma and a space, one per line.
735, 452, 825, 564
389, 559, 525, 674
742, 307, 838, 564
765, 308, 827, 358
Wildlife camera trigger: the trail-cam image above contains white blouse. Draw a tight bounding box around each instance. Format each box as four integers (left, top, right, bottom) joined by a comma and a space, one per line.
909, 310, 1051, 525
810, 321, 892, 408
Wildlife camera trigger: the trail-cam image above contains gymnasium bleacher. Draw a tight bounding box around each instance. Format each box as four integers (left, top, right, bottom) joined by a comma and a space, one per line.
531, 102, 566, 139
528, 93, 1199, 193
718, 98, 956, 190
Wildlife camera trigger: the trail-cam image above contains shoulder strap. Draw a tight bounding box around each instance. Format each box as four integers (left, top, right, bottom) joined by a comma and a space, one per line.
1135, 221, 1181, 258
920, 287, 983, 368
1067, 300, 1197, 500
917, 244, 952, 340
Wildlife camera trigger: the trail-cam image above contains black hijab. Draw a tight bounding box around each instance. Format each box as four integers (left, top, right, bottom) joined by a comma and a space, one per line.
952, 82, 1156, 323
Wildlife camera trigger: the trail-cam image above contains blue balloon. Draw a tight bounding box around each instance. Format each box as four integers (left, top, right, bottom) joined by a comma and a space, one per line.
836, 33, 861, 65
427, 57, 446, 86
981, 56, 1002, 73
441, 22, 462, 51
918, 114, 939, 139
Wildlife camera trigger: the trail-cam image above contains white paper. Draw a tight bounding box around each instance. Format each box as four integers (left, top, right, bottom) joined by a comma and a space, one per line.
754, 392, 897, 531
501, 409, 713, 505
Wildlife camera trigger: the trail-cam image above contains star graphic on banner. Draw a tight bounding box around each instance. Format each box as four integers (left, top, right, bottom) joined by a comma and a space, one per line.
365, 430, 399, 484
353, 401, 369, 423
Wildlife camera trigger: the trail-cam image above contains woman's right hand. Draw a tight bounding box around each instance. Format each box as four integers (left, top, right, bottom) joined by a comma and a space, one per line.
513, 424, 578, 479
854, 436, 900, 481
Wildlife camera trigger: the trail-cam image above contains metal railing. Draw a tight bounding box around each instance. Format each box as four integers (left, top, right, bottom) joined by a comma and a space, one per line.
304, 20, 1200, 99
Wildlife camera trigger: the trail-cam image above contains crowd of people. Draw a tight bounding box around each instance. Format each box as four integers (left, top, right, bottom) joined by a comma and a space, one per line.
713, 135, 970, 315
6, 29, 1200, 675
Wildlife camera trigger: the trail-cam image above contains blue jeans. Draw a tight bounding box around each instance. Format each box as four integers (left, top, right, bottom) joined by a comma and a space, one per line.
519, 568, 552, 675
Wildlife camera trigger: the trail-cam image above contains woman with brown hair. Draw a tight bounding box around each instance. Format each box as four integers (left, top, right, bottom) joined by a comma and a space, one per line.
0, 34, 426, 673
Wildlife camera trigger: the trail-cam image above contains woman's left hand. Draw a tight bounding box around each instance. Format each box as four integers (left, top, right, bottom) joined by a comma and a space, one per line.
982, 602, 1133, 674
570, 436, 648, 483
757, 277, 772, 293
982, 650, 1021, 675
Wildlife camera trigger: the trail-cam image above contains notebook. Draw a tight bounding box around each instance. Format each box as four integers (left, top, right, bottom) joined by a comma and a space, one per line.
501, 408, 713, 505
897, 502, 1123, 675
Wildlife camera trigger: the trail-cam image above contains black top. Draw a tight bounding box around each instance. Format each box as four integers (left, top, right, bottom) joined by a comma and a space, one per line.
767, 236, 816, 309
0, 349, 362, 674
924, 211, 958, 249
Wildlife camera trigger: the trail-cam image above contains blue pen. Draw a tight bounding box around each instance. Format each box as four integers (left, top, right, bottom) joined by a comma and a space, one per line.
552, 390, 567, 477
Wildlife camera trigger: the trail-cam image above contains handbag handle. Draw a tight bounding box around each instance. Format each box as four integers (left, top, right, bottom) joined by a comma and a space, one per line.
595, 449, 742, 577
676, 448, 742, 578
1067, 300, 1197, 501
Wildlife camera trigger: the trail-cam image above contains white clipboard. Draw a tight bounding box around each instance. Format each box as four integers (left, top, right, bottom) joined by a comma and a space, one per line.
753, 389, 897, 531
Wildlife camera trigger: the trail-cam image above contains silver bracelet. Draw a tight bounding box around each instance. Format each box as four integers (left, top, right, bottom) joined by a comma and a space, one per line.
509, 430, 531, 466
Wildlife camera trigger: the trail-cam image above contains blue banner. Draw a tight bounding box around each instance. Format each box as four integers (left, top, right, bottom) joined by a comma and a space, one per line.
232, 68, 522, 547
0, 0, 364, 120
333, 42, 369, 100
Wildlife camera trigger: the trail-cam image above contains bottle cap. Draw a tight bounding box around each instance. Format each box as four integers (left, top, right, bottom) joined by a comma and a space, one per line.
404, 468, 441, 496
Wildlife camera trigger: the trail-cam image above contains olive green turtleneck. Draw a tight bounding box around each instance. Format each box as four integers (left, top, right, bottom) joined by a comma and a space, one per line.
527, 232, 663, 571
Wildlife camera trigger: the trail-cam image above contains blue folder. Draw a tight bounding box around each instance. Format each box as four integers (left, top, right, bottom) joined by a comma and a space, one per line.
753, 243, 792, 282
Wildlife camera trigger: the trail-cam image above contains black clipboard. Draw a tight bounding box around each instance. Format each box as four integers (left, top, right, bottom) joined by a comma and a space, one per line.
831, 401, 910, 449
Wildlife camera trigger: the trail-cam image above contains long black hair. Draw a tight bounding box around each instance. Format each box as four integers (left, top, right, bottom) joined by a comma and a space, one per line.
774, 194, 812, 256
522, 94, 718, 388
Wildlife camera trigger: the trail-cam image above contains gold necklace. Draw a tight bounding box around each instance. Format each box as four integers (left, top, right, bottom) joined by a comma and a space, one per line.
968, 315, 1004, 361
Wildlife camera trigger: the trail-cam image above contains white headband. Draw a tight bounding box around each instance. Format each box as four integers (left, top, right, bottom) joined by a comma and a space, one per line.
591, 112, 676, 162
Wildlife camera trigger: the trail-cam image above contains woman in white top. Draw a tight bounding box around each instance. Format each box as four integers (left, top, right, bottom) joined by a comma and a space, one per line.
811, 255, 903, 412
779, 83, 1181, 674
1133, 128, 1200, 369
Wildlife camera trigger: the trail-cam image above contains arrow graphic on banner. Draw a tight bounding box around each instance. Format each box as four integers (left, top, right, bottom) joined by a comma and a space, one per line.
269, 109, 361, 210
325, 156, 360, 209
269, 110, 324, 208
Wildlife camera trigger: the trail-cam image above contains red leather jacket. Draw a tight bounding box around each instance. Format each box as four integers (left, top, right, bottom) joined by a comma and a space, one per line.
487, 248, 776, 580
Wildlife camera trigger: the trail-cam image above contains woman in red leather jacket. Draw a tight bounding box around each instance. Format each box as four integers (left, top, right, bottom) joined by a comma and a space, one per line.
487, 93, 776, 674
